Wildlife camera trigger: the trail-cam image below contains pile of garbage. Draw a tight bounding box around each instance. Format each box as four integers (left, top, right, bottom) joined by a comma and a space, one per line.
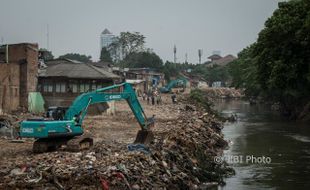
0, 98, 234, 189
201, 87, 244, 99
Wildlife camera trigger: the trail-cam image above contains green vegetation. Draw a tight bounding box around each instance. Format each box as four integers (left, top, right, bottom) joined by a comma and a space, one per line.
228, 0, 310, 119
121, 50, 163, 69
192, 64, 230, 84
100, 47, 112, 62
39, 48, 54, 61
108, 31, 145, 62
107, 31, 232, 83
58, 53, 92, 62
190, 89, 213, 111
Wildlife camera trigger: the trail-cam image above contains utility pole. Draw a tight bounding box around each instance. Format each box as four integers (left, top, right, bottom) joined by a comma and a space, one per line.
185, 53, 188, 63
47, 24, 50, 50
173, 45, 177, 63
198, 49, 203, 64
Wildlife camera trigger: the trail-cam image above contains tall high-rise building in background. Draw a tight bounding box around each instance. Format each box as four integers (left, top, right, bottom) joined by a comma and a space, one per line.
100, 28, 115, 49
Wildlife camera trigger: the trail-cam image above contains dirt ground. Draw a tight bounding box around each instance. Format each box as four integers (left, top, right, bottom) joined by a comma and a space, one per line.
0, 93, 233, 189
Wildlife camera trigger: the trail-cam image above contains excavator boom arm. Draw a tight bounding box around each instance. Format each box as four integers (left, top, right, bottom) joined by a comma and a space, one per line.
64, 83, 151, 129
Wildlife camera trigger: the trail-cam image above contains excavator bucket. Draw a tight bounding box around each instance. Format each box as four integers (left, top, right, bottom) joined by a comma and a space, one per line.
134, 130, 154, 144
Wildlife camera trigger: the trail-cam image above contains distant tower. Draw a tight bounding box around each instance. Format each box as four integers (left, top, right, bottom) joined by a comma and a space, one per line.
100, 28, 115, 49
0, 37, 4, 45
198, 49, 203, 64
47, 24, 50, 50
173, 45, 177, 63
185, 53, 188, 63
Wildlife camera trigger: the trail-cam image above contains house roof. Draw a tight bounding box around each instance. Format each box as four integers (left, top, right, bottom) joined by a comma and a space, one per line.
39, 59, 120, 79
208, 54, 222, 60
101, 28, 112, 35
89, 61, 113, 68
212, 55, 237, 66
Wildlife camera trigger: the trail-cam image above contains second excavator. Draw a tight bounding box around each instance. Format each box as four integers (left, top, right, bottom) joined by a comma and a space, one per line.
19, 83, 154, 153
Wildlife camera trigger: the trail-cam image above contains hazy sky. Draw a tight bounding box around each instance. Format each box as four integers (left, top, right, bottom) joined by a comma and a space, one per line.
0, 0, 282, 63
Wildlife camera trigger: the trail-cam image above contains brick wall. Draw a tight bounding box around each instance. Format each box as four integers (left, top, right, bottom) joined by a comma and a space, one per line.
0, 43, 38, 113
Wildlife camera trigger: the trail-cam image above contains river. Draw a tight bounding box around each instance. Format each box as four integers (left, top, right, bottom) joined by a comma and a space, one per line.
213, 99, 310, 190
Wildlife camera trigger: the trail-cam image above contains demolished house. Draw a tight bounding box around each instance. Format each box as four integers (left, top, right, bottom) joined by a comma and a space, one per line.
38, 59, 121, 114
0, 43, 39, 113
112, 67, 165, 94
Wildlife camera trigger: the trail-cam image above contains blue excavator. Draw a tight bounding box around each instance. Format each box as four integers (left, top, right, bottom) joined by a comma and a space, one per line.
160, 78, 188, 93
20, 83, 154, 153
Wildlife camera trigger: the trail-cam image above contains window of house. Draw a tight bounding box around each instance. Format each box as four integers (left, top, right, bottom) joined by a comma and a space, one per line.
71, 84, 78, 93
91, 84, 96, 91
43, 84, 48, 92
84, 83, 90, 92
43, 83, 53, 93
97, 84, 102, 89
56, 83, 66, 93
80, 83, 85, 93
48, 84, 53, 92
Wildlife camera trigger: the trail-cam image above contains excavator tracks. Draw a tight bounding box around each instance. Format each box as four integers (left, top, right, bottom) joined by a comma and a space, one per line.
66, 133, 94, 152
33, 138, 63, 153
32, 134, 94, 153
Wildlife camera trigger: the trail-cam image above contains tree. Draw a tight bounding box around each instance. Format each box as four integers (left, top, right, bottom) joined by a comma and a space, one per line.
100, 47, 112, 62
228, 44, 260, 96
228, 0, 310, 119
107, 31, 145, 62
39, 48, 54, 61
121, 51, 163, 69
58, 53, 92, 63
119, 31, 145, 56
254, 0, 310, 119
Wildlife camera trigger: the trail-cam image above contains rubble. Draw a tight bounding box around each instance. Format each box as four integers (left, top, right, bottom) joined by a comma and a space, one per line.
0, 94, 234, 189
200, 88, 244, 99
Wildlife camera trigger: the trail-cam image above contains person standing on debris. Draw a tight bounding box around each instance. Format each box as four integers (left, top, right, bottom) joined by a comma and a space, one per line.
156, 91, 161, 105
147, 90, 151, 105
171, 93, 177, 104
142, 92, 146, 101
158, 93, 162, 105
151, 91, 155, 105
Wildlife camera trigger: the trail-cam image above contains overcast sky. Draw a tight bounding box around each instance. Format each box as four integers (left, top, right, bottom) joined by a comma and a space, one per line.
0, 0, 282, 63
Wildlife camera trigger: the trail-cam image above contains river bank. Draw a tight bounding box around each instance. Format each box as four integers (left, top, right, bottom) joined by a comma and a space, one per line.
0, 94, 233, 189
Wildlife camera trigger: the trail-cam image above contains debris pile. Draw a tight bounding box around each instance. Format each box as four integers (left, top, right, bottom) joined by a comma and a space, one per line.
0, 95, 234, 189
201, 88, 244, 99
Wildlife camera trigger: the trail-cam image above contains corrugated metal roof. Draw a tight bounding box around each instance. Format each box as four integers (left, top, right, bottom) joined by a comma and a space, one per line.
39, 59, 120, 79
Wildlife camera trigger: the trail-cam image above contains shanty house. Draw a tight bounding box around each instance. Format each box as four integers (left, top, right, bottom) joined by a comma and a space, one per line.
38, 59, 120, 111
112, 67, 165, 93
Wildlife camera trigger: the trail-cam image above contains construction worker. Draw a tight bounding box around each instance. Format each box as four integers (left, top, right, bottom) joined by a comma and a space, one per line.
171, 93, 177, 104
